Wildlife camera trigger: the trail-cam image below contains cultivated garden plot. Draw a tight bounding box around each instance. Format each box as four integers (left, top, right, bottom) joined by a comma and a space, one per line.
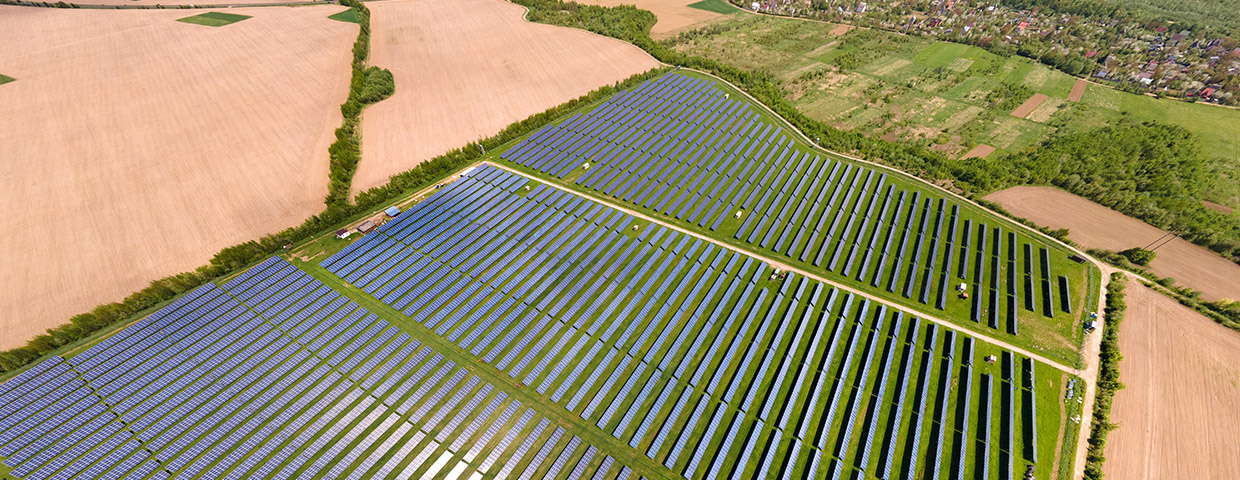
501, 72, 1095, 365
0, 257, 645, 479
317, 164, 1076, 479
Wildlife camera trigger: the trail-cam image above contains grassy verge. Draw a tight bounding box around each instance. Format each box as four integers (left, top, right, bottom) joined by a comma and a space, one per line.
176, 12, 250, 27
0, 74, 14, 85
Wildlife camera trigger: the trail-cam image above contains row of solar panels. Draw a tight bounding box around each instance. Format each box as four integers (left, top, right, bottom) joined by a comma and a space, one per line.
501, 72, 1077, 335
0, 255, 642, 479
322, 164, 1046, 479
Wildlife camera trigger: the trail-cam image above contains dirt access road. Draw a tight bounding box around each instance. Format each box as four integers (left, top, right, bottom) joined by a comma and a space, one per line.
351, 0, 660, 197
0, 5, 355, 349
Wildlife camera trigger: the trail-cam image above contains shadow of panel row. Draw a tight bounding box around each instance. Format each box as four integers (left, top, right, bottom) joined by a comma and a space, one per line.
502, 72, 1082, 337
321, 164, 1057, 480
0, 255, 639, 480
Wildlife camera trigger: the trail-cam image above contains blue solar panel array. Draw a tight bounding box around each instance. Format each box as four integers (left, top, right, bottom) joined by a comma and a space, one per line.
0, 257, 637, 479
321, 163, 1048, 479
502, 72, 1077, 336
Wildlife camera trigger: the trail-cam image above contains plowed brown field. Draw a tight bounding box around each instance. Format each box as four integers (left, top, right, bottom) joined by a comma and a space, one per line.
352, 0, 660, 195
985, 186, 1240, 302
1069, 78, 1087, 102
1104, 281, 1240, 479
1010, 93, 1048, 118
0, 5, 355, 349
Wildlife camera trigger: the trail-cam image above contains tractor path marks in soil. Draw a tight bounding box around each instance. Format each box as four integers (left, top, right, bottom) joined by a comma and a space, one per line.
1104, 281, 1240, 479
351, 0, 660, 196
0, 5, 355, 349
985, 186, 1240, 302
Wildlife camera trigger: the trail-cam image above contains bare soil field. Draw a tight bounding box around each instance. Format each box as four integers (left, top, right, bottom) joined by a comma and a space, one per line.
985, 186, 1240, 301
1069, 78, 1087, 102
0, 5, 355, 349
576, 0, 731, 37
1010, 93, 1048, 118
959, 143, 995, 159
1104, 281, 1240, 479
353, 0, 660, 195
828, 24, 854, 36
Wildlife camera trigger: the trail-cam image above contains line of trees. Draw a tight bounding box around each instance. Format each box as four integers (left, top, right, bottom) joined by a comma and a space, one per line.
1084, 272, 1126, 479
325, 0, 395, 208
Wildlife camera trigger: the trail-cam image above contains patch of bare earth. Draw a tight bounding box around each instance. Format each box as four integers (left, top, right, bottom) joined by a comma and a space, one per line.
985, 186, 1240, 302
1203, 200, 1234, 214
0, 5, 356, 349
352, 0, 660, 196
575, 0, 729, 38
828, 24, 854, 36
1104, 281, 1240, 479
1069, 78, 1087, 102
1010, 93, 1048, 118
960, 144, 995, 159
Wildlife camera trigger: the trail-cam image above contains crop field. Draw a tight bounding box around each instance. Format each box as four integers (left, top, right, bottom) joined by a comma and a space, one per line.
0, 257, 647, 479
668, 15, 1240, 208
501, 72, 1095, 365
351, 0, 659, 196
575, 0, 738, 37
0, 5, 356, 350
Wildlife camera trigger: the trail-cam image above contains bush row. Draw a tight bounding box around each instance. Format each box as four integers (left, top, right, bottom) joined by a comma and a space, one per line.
325, 0, 393, 208
0, 2, 667, 373
1083, 272, 1126, 479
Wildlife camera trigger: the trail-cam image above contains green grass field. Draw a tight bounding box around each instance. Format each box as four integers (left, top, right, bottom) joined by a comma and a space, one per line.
0, 75, 14, 86
328, 8, 359, 24
688, 0, 739, 14
176, 12, 251, 27
670, 15, 1240, 208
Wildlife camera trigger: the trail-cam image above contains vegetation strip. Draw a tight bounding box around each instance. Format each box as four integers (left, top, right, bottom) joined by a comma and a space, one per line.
1083, 272, 1126, 479
326, 0, 394, 208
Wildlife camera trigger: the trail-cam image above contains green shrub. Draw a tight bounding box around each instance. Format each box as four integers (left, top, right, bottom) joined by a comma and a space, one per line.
1119, 247, 1157, 266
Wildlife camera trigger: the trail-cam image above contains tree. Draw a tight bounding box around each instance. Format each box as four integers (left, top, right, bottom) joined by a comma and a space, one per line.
1120, 247, 1157, 266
